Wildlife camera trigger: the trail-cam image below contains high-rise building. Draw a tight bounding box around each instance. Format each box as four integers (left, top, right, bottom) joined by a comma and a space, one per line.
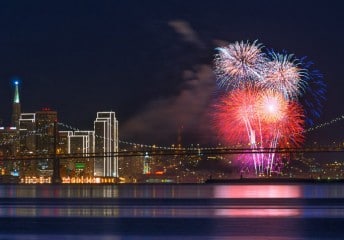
35, 109, 58, 154
73, 131, 95, 154
11, 80, 21, 129
19, 113, 36, 153
94, 112, 118, 177
0, 127, 18, 157
58, 130, 95, 178
70, 131, 95, 177
58, 131, 73, 177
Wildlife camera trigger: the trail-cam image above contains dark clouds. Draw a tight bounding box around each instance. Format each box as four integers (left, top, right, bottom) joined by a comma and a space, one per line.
121, 64, 215, 145
121, 19, 217, 145
168, 20, 205, 49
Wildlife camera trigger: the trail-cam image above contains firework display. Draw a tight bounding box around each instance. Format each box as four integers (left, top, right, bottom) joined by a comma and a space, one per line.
213, 40, 325, 176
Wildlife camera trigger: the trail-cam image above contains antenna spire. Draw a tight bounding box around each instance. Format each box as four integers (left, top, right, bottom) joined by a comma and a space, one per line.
13, 80, 20, 103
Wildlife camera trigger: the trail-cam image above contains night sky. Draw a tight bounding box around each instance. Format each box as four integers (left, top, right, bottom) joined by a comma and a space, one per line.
0, 0, 343, 146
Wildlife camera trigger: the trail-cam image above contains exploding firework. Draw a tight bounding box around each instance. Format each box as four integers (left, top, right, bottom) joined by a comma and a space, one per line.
260, 51, 308, 100
214, 40, 267, 90
256, 90, 288, 123
212, 41, 324, 175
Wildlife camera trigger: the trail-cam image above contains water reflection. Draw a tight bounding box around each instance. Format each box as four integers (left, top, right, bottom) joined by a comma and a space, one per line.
0, 185, 214, 199
213, 185, 302, 217
215, 208, 301, 217
3, 184, 344, 199
1, 184, 344, 219
0, 185, 120, 198
1, 184, 344, 239
214, 185, 301, 198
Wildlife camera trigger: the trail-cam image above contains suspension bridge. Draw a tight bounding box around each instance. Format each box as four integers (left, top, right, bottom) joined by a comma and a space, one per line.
0, 115, 343, 160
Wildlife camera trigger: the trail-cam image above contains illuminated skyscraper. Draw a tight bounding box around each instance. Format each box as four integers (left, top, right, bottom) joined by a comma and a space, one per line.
11, 80, 21, 129
58, 131, 73, 177
58, 130, 95, 177
19, 113, 36, 153
70, 131, 95, 177
72, 131, 95, 154
35, 109, 57, 154
94, 112, 118, 177
0, 127, 18, 157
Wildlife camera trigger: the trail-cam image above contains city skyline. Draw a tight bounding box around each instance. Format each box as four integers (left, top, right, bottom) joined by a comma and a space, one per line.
0, 80, 120, 180
0, 1, 343, 146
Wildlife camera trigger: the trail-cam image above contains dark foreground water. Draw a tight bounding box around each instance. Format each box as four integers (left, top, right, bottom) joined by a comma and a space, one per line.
0, 184, 344, 239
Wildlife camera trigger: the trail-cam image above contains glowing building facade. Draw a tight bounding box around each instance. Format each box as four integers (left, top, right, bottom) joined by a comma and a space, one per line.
0, 127, 18, 157
19, 113, 36, 153
69, 131, 94, 177
94, 112, 118, 177
72, 131, 95, 154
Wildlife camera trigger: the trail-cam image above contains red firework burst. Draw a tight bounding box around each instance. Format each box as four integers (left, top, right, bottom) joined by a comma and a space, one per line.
213, 88, 305, 148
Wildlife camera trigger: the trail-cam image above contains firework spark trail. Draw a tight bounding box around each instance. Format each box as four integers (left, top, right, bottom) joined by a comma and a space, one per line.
213, 87, 304, 175
213, 40, 323, 176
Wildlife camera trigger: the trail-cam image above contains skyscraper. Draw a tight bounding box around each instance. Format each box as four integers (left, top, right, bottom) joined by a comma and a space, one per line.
35, 109, 57, 154
73, 131, 95, 154
19, 113, 36, 153
94, 112, 118, 177
70, 131, 95, 177
11, 80, 21, 129
0, 127, 18, 157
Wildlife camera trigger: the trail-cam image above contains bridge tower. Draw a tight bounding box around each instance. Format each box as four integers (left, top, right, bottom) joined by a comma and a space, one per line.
143, 152, 151, 174
52, 120, 62, 183
177, 125, 183, 149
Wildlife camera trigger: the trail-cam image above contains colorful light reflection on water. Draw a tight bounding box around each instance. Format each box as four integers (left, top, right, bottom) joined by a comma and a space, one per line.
214, 185, 301, 198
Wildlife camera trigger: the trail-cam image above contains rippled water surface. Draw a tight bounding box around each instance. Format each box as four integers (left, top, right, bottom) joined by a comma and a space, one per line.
1, 184, 344, 239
